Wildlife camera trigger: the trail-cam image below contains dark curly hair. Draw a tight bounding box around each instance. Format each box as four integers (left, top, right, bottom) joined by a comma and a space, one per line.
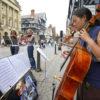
73, 7, 92, 21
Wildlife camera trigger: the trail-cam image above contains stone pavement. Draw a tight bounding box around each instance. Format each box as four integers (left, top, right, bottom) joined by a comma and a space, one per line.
32, 45, 70, 100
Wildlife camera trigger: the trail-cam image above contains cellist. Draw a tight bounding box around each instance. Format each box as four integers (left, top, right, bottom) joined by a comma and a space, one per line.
70, 7, 100, 100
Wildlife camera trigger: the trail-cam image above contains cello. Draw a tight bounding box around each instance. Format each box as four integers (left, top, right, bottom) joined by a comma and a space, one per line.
54, 14, 99, 100
54, 44, 92, 100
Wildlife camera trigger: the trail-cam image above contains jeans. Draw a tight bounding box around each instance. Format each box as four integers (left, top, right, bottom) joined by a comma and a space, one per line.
27, 45, 36, 69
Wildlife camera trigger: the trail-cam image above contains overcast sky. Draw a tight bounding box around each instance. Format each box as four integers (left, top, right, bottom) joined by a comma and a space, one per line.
17, 0, 69, 33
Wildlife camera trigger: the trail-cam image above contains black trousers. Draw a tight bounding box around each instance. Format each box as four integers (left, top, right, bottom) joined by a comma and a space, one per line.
10, 46, 19, 55
77, 82, 100, 100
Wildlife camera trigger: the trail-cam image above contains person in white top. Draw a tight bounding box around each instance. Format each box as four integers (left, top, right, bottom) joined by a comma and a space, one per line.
10, 30, 19, 55
26, 29, 36, 70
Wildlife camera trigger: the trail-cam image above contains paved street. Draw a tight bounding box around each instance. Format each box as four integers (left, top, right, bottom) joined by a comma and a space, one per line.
33, 45, 67, 100
0, 44, 70, 100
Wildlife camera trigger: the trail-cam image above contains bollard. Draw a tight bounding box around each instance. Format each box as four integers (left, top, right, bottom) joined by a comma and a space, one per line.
52, 81, 56, 100
36, 50, 42, 72
54, 42, 57, 54
58, 38, 62, 51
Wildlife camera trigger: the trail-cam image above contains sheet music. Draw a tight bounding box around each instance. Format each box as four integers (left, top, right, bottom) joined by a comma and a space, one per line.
0, 58, 18, 94
18, 53, 31, 69
37, 47, 49, 61
8, 53, 30, 79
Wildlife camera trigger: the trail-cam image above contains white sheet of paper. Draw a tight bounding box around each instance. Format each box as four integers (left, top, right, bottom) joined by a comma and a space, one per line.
19, 53, 31, 69
0, 58, 18, 94
8, 53, 30, 79
37, 48, 49, 61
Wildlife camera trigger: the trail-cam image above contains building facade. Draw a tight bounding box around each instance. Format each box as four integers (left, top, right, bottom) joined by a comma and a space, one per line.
45, 24, 57, 42
21, 10, 47, 35
0, 0, 21, 36
21, 9, 47, 43
66, 0, 100, 27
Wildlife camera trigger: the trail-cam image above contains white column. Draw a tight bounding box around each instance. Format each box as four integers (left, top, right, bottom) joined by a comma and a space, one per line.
6, 5, 9, 26
0, 0, 2, 26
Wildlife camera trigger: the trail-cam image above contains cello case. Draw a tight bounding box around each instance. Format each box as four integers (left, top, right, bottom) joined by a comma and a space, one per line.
55, 44, 92, 100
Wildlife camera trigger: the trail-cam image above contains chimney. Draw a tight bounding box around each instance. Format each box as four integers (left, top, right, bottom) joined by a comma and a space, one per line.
31, 9, 35, 17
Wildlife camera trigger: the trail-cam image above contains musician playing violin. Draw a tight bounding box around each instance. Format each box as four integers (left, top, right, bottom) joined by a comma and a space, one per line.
70, 7, 100, 100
